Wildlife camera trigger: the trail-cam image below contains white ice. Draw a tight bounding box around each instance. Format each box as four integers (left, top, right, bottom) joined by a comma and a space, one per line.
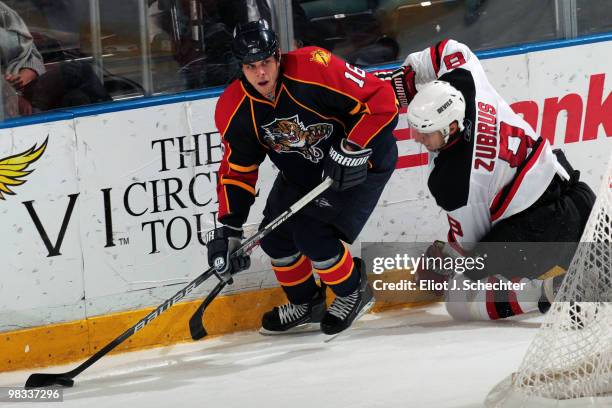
0, 303, 543, 408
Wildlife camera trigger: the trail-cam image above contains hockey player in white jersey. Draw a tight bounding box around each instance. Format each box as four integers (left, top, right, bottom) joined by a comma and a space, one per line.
376, 39, 595, 321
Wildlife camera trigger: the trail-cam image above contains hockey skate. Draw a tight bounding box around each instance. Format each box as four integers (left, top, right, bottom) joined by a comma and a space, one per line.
260, 286, 326, 335
320, 258, 375, 336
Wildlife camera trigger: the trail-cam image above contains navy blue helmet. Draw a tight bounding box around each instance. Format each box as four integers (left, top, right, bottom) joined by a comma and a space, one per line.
232, 19, 279, 64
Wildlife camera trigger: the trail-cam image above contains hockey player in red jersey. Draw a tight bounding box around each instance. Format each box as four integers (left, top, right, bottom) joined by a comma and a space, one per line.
206, 20, 398, 334
377, 39, 595, 321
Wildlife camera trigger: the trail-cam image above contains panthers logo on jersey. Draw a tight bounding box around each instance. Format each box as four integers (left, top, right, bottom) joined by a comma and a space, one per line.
262, 115, 333, 163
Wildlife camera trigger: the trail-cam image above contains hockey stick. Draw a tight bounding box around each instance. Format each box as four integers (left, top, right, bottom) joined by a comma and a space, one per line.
189, 177, 334, 340
24, 177, 332, 388
25, 266, 218, 388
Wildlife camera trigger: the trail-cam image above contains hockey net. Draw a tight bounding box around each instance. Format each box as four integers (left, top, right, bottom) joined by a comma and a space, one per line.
486, 155, 612, 408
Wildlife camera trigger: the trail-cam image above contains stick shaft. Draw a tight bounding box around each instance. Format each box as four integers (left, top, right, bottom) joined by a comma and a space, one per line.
63, 266, 217, 379
32, 178, 333, 382
239, 177, 333, 255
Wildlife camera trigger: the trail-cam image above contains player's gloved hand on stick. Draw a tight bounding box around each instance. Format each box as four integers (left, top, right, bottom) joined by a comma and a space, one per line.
415, 240, 455, 296
205, 225, 251, 282
324, 138, 372, 191
373, 65, 417, 107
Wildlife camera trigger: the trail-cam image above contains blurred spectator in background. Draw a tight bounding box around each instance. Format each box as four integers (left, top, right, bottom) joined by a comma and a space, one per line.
0, 0, 45, 116
167, 0, 276, 89
346, 36, 400, 66
149, 0, 325, 90
206, 0, 271, 32
1, 0, 110, 118
464, 0, 487, 25
178, 20, 239, 88
27, 60, 111, 111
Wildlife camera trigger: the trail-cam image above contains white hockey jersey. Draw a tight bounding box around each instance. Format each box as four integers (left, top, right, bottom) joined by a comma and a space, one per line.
403, 39, 566, 254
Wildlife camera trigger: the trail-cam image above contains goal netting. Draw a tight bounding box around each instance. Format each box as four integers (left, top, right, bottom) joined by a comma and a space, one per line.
485, 155, 612, 408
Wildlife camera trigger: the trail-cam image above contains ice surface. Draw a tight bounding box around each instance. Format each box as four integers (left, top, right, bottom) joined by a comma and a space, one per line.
0, 304, 543, 408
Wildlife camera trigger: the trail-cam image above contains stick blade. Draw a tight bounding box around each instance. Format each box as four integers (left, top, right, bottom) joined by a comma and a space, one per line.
25, 373, 74, 388
188, 279, 228, 341
189, 312, 208, 340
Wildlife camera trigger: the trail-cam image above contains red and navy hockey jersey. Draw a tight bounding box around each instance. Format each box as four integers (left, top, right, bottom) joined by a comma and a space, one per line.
215, 46, 398, 228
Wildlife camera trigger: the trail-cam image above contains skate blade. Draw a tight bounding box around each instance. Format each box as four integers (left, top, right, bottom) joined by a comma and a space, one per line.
323, 299, 375, 343
259, 322, 321, 336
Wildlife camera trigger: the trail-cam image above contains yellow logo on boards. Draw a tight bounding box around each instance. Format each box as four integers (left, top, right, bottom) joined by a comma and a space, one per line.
310, 49, 331, 67
0, 137, 48, 200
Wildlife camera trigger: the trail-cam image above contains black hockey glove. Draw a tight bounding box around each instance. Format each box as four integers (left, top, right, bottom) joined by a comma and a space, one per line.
205, 225, 251, 282
373, 65, 417, 107
323, 138, 372, 191
414, 241, 455, 296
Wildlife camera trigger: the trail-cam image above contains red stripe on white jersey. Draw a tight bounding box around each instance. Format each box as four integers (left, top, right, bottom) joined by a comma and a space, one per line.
490, 139, 547, 222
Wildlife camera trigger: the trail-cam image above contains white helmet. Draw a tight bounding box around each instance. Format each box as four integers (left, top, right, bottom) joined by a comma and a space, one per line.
407, 80, 466, 142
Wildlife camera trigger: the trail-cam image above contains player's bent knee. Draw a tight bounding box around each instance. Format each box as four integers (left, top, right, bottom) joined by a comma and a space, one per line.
259, 233, 296, 260
444, 297, 474, 321
445, 299, 492, 321
295, 234, 343, 262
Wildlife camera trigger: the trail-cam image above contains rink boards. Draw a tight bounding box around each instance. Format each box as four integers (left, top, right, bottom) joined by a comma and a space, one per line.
1, 38, 611, 371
